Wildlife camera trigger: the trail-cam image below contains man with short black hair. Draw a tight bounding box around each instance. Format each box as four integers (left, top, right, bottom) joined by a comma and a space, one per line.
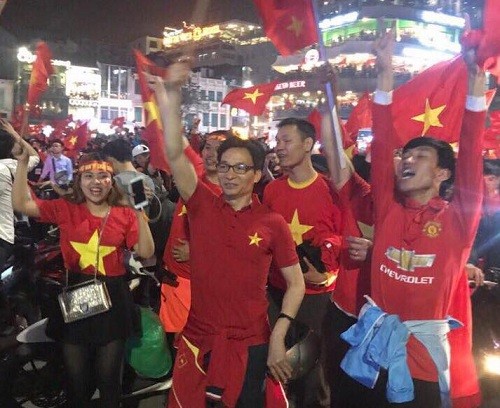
38, 138, 73, 188
263, 116, 343, 407
336, 27, 487, 407
148, 62, 305, 408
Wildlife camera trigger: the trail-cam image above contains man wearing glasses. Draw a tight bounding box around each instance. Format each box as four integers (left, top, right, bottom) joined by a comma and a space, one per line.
148, 63, 304, 408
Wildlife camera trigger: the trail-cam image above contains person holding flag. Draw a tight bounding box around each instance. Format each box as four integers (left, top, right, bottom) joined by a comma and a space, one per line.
147, 60, 305, 408
334, 23, 487, 407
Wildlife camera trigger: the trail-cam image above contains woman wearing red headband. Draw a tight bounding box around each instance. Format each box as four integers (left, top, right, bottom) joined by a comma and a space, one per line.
12, 149, 154, 408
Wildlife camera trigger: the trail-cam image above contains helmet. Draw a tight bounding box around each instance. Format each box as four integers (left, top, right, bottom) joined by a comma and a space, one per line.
132, 144, 150, 158
285, 320, 321, 380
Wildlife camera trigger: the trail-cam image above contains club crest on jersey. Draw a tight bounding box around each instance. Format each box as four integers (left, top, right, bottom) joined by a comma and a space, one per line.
422, 221, 442, 238
385, 247, 436, 272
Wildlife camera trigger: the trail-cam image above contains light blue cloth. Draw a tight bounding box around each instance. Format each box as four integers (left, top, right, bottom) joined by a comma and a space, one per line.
340, 301, 461, 407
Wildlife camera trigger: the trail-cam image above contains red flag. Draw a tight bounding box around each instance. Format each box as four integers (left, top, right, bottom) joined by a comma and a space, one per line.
222, 81, 277, 115
26, 42, 54, 107
307, 108, 322, 142
253, 0, 318, 56
110, 116, 125, 128
345, 92, 372, 147
391, 56, 467, 144
133, 49, 170, 173
64, 122, 90, 153
461, 0, 500, 79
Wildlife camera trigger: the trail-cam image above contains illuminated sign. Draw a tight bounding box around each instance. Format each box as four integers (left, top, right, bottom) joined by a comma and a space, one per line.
163, 25, 222, 47
17, 47, 71, 67
275, 81, 306, 91
69, 99, 99, 107
420, 11, 464, 28
319, 12, 359, 30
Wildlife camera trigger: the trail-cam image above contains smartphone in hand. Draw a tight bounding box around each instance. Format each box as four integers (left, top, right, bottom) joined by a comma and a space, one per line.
128, 176, 149, 210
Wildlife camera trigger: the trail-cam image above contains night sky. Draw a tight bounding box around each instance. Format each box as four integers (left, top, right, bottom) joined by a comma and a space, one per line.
0, 0, 255, 43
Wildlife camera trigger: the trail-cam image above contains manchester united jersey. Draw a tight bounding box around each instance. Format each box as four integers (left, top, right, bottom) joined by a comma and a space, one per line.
370, 96, 485, 382
37, 199, 138, 277
263, 173, 342, 294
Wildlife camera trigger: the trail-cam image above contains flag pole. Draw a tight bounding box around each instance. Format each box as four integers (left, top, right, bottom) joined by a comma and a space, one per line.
310, 0, 346, 178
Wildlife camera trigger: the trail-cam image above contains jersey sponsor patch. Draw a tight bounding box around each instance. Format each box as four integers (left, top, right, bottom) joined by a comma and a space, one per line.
385, 246, 436, 272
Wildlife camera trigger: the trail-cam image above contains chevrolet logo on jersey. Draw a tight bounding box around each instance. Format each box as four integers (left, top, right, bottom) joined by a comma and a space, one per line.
385, 247, 436, 272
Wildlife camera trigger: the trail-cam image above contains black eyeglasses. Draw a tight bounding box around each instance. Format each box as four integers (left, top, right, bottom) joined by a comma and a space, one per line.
216, 163, 255, 174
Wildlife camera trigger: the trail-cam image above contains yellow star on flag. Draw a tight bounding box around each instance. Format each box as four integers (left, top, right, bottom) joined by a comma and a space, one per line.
287, 16, 304, 37
144, 97, 162, 128
249, 232, 263, 247
178, 205, 187, 216
68, 135, 77, 147
411, 98, 446, 136
70, 230, 117, 275
243, 88, 264, 104
288, 209, 313, 245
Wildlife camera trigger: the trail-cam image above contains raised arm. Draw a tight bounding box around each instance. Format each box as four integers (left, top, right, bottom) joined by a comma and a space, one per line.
146, 62, 198, 202
371, 26, 399, 220
12, 142, 40, 218
452, 44, 487, 241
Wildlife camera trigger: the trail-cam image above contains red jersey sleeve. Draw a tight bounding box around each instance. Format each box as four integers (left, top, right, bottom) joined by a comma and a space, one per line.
451, 109, 486, 243
186, 180, 218, 215
269, 213, 299, 269
36, 198, 68, 224
371, 99, 399, 222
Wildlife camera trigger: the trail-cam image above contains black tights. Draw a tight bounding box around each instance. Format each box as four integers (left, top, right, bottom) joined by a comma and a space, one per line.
63, 339, 125, 408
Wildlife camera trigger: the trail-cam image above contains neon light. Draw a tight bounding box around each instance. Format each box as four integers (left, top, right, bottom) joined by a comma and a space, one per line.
319, 12, 359, 30
421, 11, 464, 28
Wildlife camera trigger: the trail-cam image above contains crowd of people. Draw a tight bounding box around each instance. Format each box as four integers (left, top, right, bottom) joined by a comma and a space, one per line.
0, 26, 498, 408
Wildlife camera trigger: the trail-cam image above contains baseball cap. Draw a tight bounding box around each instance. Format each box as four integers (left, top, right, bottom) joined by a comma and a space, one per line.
132, 144, 150, 158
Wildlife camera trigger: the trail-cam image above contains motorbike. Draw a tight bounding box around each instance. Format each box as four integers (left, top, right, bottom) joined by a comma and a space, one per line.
7, 253, 172, 408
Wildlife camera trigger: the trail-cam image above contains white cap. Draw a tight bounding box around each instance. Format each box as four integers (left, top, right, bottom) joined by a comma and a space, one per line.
132, 144, 150, 157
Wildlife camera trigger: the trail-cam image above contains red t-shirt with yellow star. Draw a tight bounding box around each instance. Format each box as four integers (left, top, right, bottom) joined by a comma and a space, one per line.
263, 173, 342, 294
36, 199, 138, 277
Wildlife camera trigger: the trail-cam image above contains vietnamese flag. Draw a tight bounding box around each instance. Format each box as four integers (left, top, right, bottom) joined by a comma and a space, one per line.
391, 56, 467, 144
134, 49, 170, 173
253, 0, 318, 56
110, 116, 125, 128
64, 122, 90, 155
27, 42, 54, 107
222, 81, 277, 115
345, 92, 372, 147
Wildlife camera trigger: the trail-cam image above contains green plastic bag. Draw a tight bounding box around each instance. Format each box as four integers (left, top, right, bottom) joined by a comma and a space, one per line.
125, 307, 172, 378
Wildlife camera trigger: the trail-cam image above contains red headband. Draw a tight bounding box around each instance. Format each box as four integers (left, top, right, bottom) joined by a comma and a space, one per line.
78, 161, 114, 174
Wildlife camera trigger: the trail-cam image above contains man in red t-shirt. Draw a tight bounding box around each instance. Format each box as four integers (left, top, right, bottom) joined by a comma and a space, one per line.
159, 131, 229, 335
336, 29, 486, 408
149, 63, 305, 408
263, 117, 342, 407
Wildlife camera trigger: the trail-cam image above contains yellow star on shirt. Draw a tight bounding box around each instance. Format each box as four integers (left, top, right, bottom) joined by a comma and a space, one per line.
411, 98, 446, 136
243, 88, 264, 104
178, 205, 187, 216
287, 16, 304, 37
248, 232, 263, 247
144, 97, 162, 129
68, 135, 77, 147
70, 230, 117, 275
288, 209, 313, 245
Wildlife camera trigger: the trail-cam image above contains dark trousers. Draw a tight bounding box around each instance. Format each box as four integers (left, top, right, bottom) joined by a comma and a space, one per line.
268, 285, 331, 408
323, 302, 441, 408
0, 238, 14, 325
